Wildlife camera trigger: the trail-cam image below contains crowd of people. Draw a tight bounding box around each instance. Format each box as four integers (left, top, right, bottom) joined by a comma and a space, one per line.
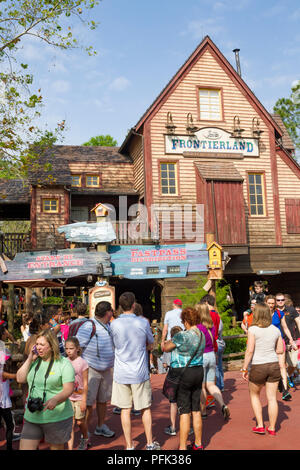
0, 280, 300, 450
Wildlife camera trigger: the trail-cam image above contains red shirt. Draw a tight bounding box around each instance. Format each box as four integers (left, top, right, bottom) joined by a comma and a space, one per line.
209, 310, 220, 352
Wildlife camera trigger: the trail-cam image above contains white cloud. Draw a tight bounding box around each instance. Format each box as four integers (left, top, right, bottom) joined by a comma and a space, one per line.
108, 76, 131, 91
51, 80, 71, 94
181, 18, 225, 40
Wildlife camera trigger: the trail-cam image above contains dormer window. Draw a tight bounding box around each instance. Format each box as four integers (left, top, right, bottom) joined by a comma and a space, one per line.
86, 175, 100, 187
71, 175, 81, 187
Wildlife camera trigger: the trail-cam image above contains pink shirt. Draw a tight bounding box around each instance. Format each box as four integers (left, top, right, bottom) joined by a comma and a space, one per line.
67, 356, 89, 401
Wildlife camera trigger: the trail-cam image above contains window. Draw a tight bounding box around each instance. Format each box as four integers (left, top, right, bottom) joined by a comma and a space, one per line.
160, 162, 178, 195
71, 175, 81, 187
248, 173, 266, 216
86, 175, 100, 187
42, 199, 59, 213
199, 89, 221, 120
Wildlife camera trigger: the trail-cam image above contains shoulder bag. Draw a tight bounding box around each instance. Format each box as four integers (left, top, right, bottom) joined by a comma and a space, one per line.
162, 329, 203, 402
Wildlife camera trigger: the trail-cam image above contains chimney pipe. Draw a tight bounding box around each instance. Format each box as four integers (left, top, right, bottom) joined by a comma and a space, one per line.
233, 48, 241, 77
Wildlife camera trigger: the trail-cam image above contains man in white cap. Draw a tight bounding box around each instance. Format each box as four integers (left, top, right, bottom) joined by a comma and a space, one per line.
161, 299, 184, 436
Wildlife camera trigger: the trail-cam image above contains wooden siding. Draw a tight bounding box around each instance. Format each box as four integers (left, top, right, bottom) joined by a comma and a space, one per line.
35, 187, 67, 249
128, 134, 144, 198
68, 162, 135, 191
149, 49, 278, 246
276, 154, 300, 245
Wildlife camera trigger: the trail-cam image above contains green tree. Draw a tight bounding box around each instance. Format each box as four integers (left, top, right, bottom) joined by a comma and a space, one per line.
0, 0, 100, 179
82, 134, 118, 146
273, 81, 300, 153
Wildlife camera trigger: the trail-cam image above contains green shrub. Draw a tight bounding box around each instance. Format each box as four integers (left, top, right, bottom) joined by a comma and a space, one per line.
180, 276, 245, 354
42, 296, 63, 305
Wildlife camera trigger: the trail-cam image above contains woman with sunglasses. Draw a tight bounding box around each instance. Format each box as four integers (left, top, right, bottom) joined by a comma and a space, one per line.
266, 294, 297, 400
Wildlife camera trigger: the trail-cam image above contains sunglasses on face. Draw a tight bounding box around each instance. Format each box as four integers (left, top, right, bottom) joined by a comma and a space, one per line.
276, 298, 285, 302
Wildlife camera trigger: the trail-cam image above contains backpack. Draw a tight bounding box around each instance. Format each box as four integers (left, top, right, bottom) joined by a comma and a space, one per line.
68, 319, 96, 346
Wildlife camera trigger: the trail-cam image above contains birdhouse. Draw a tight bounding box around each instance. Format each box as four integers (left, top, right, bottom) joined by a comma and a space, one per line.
207, 242, 222, 270
91, 203, 111, 220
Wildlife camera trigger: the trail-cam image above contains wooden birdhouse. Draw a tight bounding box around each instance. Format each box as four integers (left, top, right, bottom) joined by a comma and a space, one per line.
91, 203, 111, 221
207, 242, 222, 270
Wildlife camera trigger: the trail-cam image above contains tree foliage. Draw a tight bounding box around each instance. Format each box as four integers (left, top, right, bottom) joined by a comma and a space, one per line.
82, 134, 118, 147
0, 0, 100, 179
273, 81, 300, 153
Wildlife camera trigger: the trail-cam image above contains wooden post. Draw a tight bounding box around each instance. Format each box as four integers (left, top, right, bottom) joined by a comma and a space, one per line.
7, 283, 15, 334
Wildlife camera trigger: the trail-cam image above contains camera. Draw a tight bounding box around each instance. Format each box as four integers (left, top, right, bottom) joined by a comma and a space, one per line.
27, 397, 44, 412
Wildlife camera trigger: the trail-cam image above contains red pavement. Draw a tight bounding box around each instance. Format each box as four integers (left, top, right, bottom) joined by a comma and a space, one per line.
1, 371, 300, 451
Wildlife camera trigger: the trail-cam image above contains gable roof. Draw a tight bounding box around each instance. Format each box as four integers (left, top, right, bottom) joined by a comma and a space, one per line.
27, 145, 133, 186
119, 36, 283, 153
0, 179, 31, 203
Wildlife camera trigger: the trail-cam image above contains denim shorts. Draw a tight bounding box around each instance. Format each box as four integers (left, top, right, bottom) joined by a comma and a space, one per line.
203, 351, 217, 383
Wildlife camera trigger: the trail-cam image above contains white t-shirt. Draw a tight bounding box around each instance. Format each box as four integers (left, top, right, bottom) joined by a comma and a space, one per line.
164, 308, 184, 340
248, 324, 281, 365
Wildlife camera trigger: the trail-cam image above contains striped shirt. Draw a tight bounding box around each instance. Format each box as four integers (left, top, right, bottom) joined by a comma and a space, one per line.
76, 318, 114, 371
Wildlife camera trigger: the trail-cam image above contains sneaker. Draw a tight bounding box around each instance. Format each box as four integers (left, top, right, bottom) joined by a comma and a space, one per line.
12, 433, 21, 441
282, 391, 292, 401
222, 405, 230, 420
164, 425, 176, 436
146, 441, 160, 450
287, 376, 295, 388
94, 424, 115, 437
113, 407, 121, 414
77, 438, 89, 450
131, 409, 141, 416
206, 396, 216, 408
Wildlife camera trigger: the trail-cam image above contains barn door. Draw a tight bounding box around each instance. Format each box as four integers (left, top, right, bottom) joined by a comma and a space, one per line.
212, 181, 247, 245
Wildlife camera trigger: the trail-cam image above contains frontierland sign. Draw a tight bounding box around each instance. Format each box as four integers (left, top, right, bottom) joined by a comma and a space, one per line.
165, 127, 259, 157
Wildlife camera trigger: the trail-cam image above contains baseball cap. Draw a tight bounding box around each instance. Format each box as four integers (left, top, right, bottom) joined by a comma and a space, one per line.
173, 299, 182, 306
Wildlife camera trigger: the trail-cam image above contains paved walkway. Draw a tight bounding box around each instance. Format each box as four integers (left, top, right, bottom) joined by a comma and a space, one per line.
1, 371, 300, 450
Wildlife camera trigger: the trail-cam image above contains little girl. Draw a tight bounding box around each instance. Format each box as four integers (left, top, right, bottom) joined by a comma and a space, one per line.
0, 324, 16, 451
65, 337, 89, 450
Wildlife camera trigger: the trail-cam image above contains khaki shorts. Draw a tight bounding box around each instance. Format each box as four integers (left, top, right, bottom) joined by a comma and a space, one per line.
71, 400, 86, 420
286, 348, 298, 368
111, 379, 152, 410
87, 367, 113, 406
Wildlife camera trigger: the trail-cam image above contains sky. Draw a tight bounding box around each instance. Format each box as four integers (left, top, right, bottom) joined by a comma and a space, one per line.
18, 0, 300, 148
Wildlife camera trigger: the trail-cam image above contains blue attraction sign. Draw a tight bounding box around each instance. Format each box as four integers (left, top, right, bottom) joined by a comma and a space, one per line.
108, 244, 208, 279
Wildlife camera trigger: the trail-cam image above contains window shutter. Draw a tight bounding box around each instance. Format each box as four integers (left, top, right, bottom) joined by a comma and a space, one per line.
285, 199, 300, 234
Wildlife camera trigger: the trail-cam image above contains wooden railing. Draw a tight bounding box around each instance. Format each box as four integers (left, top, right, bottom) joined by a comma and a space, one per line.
111, 221, 159, 245
0, 232, 31, 259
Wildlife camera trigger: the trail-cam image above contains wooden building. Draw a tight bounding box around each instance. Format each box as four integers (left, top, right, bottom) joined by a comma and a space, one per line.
1, 35, 300, 316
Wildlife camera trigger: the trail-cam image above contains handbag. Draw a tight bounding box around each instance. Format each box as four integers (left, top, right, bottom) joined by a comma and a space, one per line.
162, 330, 203, 402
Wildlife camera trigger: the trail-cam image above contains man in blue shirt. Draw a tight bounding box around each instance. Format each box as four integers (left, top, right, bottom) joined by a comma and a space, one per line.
110, 292, 160, 450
